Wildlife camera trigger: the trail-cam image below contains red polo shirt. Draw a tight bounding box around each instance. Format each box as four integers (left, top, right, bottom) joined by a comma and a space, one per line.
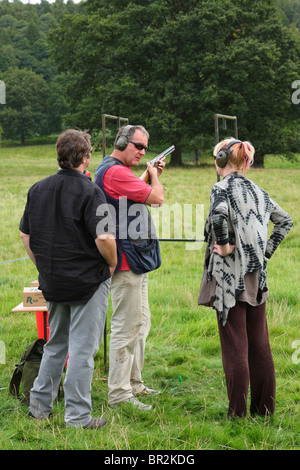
103, 165, 152, 270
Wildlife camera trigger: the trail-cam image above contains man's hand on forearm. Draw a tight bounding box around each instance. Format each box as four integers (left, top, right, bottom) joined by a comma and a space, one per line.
20, 232, 36, 265
95, 234, 117, 275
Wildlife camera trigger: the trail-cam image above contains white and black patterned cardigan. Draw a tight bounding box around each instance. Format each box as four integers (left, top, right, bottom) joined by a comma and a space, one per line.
203, 172, 293, 326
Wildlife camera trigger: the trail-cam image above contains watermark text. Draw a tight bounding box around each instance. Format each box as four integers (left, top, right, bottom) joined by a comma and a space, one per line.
96, 200, 204, 251
292, 340, 300, 365
0, 80, 5, 105
0, 341, 5, 364
291, 80, 300, 104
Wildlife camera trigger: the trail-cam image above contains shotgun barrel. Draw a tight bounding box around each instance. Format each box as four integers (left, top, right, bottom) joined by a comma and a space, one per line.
140, 145, 175, 183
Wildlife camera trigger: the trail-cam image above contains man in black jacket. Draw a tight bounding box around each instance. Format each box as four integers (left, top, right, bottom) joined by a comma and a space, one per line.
20, 129, 117, 429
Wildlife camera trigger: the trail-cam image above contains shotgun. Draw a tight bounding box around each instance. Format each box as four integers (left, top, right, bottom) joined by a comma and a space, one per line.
139, 145, 175, 184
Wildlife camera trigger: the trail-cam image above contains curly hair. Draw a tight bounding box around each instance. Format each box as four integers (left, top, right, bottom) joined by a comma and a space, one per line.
56, 129, 91, 169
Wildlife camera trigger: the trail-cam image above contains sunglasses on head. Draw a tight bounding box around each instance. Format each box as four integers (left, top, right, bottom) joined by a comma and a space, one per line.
129, 140, 148, 151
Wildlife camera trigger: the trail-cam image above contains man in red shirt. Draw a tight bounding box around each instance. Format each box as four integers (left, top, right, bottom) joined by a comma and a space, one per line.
95, 125, 165, 410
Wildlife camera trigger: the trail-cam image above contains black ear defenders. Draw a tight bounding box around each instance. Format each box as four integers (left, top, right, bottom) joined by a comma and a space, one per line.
115, 125, 134, 151
215, 140, 242, 168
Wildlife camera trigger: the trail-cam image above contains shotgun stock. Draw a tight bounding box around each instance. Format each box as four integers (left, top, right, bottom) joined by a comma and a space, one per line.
139, 145, 175, 184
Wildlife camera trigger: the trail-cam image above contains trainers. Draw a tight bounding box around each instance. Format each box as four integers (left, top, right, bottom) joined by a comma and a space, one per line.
135, 387, 161, 398
83, 417, 107, 429
112, 396, 152, 411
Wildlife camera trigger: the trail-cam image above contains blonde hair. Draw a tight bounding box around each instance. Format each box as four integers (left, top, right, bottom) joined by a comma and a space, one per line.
214, 137, 255, 172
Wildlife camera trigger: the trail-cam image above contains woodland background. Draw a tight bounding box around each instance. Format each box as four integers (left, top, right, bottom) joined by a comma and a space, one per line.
0, 0, 300, 165
0, 0, 299, 450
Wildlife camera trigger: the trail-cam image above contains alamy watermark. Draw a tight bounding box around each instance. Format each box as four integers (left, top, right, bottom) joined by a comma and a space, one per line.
0, 340, 5, 364
96, 200, 204, 251
0, 80, 5, 105
292, 340, 300, 365
291, 80, 300, 104
0, 338, 298, 366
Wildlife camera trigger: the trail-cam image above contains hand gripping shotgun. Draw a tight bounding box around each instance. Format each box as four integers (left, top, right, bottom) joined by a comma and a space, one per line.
139, 145, 175, 184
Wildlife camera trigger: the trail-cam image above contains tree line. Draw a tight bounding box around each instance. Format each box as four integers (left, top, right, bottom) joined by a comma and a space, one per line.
0, 0, 300, 166
0, 0, 82, 144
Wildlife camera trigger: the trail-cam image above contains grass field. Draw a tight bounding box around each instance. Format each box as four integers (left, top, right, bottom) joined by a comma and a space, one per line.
0, 144, 299, 451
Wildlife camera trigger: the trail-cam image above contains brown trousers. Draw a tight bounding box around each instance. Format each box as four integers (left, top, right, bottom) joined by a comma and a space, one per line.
217, 301, 275, 418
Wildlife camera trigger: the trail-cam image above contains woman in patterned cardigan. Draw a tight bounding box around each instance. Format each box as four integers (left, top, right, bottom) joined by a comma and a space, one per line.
198, 138, 293, 418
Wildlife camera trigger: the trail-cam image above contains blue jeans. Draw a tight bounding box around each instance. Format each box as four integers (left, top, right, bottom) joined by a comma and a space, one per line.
30, 279, 110, 427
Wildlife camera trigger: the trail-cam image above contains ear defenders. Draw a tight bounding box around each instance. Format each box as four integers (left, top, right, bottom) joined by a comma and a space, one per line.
215, 140, 242, 168
115, 125, 134, 151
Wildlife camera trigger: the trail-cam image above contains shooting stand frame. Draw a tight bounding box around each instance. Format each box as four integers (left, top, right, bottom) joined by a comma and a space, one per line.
214, 113, 238, 181
101, 114, 129, 371
102, 113, 129, 159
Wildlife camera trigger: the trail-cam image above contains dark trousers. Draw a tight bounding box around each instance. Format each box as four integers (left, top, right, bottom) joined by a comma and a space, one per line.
217, 301, 275, 418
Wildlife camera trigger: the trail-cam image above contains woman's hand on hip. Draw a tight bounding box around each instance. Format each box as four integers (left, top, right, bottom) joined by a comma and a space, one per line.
212, 242, 236, 257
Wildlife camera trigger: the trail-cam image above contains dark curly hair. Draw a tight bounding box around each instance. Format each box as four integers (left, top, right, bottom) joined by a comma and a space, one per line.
56, 129, 91, 169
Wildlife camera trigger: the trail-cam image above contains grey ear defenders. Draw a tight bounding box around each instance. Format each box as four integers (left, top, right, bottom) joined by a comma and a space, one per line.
215, 140, 242, 168
115, 125, 134, 151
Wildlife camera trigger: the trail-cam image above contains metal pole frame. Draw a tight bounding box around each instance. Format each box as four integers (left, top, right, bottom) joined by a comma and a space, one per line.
102, 113, 129, 159
214, 113, 238, 181
101, 116, 129, 372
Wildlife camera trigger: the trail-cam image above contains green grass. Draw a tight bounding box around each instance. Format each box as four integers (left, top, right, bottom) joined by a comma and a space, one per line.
0, 145, 299, 450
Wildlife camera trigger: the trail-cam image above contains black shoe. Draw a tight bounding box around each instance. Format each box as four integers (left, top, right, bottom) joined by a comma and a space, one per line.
83, 417, 107, 429
28, 411, 53, 420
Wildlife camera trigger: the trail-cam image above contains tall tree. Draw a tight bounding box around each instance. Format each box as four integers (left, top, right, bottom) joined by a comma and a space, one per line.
0, 0, 80, 143
49, 0, 300, 165
0, 68, 48, 144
